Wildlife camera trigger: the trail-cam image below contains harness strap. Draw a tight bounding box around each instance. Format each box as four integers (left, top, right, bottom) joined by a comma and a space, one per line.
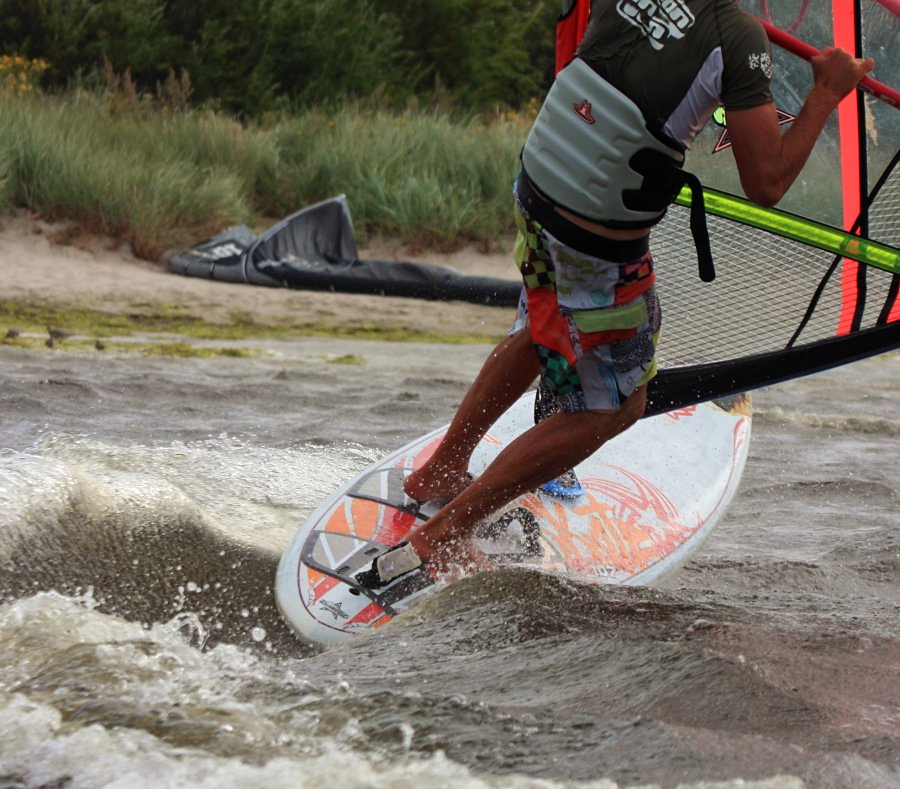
628, 149, 715, 282
684, 172, 715, 282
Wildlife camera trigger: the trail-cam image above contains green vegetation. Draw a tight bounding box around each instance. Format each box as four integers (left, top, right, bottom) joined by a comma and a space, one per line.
0, 301, 503, 349
0, 92, 532, 259
325, 354, 366, 366
0, 331, 259, 358
0, 1, 556, 116
0, 2, 555, 259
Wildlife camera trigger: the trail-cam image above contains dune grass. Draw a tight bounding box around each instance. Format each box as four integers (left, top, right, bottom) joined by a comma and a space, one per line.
272, 106, 526, 248
0, 92, 531, 260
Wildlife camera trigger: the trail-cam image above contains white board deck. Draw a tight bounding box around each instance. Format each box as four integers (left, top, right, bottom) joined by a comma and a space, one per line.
276, 395, 752, 646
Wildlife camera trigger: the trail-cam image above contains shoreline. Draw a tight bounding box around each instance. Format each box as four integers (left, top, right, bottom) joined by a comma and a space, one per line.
0, 211, 520, 345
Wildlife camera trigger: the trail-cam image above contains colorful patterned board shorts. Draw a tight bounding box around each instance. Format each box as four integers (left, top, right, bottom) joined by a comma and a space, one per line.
512, 172, 661, 413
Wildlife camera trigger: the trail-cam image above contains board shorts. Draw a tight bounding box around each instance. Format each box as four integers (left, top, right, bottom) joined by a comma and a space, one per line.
511, 171, 661, 413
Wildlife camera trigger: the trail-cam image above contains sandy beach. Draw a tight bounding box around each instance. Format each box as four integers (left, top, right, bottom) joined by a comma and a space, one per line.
0, 210, 520, 341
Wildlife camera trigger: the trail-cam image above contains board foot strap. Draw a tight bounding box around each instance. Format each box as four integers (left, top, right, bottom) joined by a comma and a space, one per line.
355, 541, 423, 587
302, 531, 435, 616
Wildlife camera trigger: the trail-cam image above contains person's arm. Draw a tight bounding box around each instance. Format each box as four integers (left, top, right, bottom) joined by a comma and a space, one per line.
726, 47, 874, 207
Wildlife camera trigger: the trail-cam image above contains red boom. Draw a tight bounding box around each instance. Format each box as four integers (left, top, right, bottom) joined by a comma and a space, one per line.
758, 18, 900, 109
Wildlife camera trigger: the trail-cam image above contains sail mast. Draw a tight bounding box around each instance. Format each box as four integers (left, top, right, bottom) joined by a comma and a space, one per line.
832, 0, 867, 333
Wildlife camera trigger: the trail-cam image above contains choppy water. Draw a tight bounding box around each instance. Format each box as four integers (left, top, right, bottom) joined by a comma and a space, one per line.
0, 338, 897, 789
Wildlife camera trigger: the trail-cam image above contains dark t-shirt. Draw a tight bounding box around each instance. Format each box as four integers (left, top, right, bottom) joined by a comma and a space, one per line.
577, 0, 773, 149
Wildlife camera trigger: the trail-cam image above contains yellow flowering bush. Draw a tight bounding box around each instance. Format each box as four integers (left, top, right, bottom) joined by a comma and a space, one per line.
498, 96, 541, 130
0, 55, 50, 97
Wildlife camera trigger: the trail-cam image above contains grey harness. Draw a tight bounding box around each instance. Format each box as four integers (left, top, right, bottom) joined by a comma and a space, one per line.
521, 58, 714, 280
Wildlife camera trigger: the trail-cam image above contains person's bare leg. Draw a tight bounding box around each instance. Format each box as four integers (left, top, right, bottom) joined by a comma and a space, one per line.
407, 385, 647, 570
403, 329, 539, 503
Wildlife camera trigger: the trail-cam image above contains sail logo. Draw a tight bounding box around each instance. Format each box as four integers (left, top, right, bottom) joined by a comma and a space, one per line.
319, 599, 349, 621
204, 242, 243, 260
712, 105, 795, 153
573, 100, 595, 124
616, 0, 695, 51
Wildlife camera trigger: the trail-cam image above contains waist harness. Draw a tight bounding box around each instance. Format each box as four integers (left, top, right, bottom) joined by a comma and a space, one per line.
521, 58, 714, 281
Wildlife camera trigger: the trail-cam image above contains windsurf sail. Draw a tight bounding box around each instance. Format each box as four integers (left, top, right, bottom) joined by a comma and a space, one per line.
169, 196, 521, 307
556, 0, 592, 74
556, 0, 899, 416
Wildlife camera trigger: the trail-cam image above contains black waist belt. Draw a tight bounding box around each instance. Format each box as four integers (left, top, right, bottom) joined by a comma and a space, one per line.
515, 172, 650, 263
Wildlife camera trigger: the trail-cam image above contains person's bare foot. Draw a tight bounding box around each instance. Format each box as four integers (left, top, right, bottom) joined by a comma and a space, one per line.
404, 463, 473, 504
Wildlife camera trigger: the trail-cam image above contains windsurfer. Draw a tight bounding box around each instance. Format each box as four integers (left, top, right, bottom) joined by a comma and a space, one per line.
366, 0, 875, 583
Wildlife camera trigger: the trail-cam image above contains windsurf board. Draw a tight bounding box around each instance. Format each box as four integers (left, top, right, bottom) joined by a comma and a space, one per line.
276, 394, 752, 646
